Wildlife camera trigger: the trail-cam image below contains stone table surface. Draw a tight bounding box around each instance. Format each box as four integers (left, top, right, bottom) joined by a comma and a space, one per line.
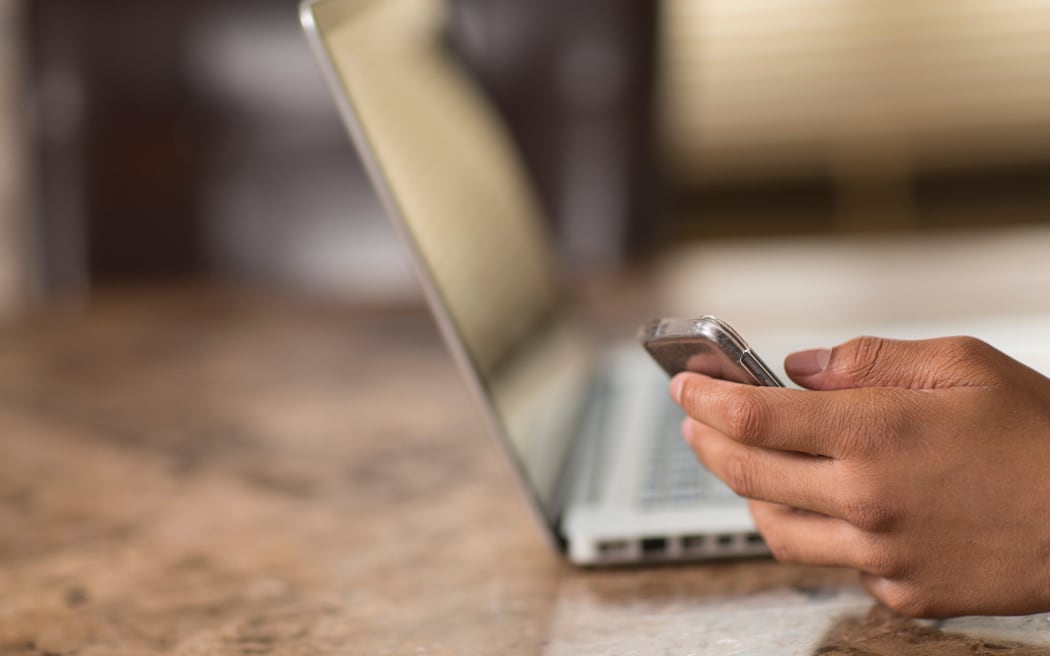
2, 287, 1050, 656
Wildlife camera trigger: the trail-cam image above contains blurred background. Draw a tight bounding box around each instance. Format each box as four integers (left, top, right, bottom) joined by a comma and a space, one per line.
2, 0, 1050, 319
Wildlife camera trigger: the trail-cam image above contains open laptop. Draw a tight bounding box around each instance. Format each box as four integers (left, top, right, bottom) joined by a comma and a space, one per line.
300, 0, 770, 564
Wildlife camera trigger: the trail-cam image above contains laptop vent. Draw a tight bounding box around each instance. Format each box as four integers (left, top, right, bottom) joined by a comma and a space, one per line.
595, 532, 767, 563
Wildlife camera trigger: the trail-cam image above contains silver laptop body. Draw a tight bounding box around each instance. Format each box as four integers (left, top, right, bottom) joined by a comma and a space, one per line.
300, 0, 765, 564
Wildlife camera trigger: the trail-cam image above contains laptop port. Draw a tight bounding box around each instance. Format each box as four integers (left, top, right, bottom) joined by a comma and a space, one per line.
681, 535, 706, 551
746, 532, 765, 546
641, 537, 667, 557
598, 540, 630, 558
716, 534, 735, 548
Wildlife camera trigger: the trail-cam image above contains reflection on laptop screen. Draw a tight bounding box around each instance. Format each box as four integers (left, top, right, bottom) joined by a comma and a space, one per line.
308, 0, 594, 519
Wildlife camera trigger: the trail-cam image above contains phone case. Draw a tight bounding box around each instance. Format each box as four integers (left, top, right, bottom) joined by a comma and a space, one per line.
639, 316, 784, 387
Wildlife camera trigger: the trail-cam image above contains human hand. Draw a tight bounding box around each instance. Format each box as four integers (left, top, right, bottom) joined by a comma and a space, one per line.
670, 336, 1050, 618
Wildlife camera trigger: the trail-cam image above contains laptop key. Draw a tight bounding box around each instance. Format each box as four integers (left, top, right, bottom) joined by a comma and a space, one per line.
639, 406, 741, 509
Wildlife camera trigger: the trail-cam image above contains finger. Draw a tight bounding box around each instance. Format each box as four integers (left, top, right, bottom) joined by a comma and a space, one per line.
784, 336, 1000, 391
860, 573, 1030, 618
749, 500, 868, 570
859, 575, 946, 618
672, 372, 881, 458
684, 419, 843, 517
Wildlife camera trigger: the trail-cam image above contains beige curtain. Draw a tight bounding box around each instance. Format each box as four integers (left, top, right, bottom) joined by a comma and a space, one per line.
0, 0, 33, 319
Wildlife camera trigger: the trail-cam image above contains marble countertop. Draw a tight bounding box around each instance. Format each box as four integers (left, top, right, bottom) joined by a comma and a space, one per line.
1, 287, 1049, 655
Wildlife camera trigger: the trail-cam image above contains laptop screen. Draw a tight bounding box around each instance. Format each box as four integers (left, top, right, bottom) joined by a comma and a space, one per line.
304, 0, 595, 525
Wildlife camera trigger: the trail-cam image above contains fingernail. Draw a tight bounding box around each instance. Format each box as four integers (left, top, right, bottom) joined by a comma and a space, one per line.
680, 417, 693, 442
785, 348, 831, 377
670, 373, 690, 404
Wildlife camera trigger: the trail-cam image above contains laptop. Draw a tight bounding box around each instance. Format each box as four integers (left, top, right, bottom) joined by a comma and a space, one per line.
300, 0, 772, 564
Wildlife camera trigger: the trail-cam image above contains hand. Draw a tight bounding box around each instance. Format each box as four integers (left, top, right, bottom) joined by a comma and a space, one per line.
670, 336, 1050, 618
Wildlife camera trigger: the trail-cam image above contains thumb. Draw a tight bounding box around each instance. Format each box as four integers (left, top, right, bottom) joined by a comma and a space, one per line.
784, 336, 991, 391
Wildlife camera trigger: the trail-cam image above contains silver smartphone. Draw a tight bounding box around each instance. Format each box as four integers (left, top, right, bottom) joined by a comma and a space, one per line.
640, 316, 785, 387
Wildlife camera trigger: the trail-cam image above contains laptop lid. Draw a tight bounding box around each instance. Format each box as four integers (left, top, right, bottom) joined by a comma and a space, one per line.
301, 0, 596, 546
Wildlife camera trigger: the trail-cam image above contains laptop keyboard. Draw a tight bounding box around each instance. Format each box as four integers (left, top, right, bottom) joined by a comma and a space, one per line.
639, 406, 741, 509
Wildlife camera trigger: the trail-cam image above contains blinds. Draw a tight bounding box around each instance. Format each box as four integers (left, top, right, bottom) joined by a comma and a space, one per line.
661, 0, 1050, 184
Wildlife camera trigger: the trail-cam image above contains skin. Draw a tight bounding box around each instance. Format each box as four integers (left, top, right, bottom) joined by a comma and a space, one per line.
670, 336, 1050, 618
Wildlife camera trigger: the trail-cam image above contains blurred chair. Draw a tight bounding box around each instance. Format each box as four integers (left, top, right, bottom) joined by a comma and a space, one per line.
26, 0, 663, 298
30, 0, 212, 290
27, 0, 423, 301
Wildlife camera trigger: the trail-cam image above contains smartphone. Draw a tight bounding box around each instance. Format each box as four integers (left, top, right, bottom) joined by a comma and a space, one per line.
639, 315, 785, 387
